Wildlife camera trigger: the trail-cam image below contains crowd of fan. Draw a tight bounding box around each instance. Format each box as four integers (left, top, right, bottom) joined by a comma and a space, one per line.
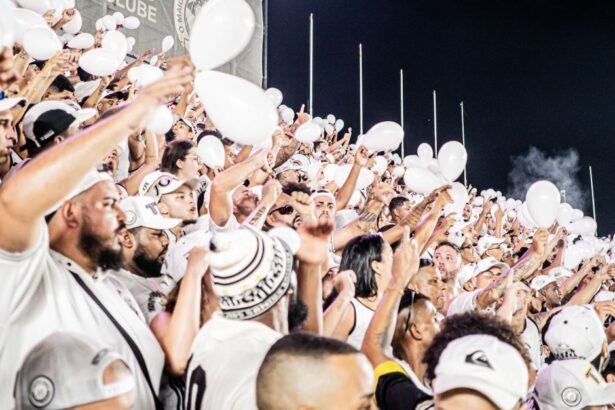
2, 3, 615, 410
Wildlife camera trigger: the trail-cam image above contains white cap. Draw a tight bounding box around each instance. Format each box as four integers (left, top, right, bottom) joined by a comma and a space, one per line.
548, 267, 573, 280
47, 169, 114, 215
120, 196, 181, 230
530, 359, 615, 410
530, 275, 557, 292
433, 334, 529, 410
138, 171, 199, 201
544, 305, 606, 361
477, 236, 505, 256
161, 230, 212, 282
0, 96, 27, 112
455, 263, 476, 287
457, 257, 510, 287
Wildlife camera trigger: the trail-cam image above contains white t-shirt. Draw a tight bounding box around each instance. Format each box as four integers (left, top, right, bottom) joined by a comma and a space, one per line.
347, 298, 375, 350
447, 290, 479, 316
0, 222, 164, 409
209, 213, 240, 233
186, 313, 281, 410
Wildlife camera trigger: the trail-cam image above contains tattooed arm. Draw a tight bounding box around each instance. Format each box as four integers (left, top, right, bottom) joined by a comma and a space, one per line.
242, 180, 282, 229
332, 200, 382, 251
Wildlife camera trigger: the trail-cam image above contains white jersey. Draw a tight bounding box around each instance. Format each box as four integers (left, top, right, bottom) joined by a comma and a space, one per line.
0, 222, 164, 409
347, 298, 375, 350
186, 313, 281, 410
447, 290, 479, 316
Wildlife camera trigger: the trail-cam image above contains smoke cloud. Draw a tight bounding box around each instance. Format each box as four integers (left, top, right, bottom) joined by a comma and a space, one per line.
506, 147, 588, 211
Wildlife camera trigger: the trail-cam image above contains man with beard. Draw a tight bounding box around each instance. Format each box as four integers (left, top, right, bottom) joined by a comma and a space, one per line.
0, 96, 26, 181
433, 242, 463, 283
0, 65, 193, 409
186, 221, 331, 409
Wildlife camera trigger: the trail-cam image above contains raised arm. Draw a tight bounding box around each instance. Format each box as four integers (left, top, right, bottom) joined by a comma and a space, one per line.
362, 228, 418, 367
209, 150, 270, 227
120, 129, 160, 195
335, 145, 367, 211
0, 66, 193, 253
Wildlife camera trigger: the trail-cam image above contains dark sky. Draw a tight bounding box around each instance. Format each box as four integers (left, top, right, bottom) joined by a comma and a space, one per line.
266, 0, 615, 235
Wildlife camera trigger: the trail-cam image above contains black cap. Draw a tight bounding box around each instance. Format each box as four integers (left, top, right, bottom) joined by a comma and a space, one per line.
28, 109, 76, 150
49, 75, 75, 93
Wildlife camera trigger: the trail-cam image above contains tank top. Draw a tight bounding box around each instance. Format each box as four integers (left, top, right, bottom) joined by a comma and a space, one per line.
347, 298, 375, 350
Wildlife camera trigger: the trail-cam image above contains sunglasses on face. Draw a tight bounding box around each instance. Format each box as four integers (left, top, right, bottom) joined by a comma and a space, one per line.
270, 204, 295, 215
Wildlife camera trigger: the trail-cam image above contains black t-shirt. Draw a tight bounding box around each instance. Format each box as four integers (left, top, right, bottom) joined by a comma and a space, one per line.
374, 361, 434, 410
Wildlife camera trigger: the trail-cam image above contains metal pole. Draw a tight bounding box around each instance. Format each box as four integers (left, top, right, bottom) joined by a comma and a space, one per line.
433, 90, 438, 157
400, 69, 405, 158
359, 43, 364, 135
589, 166, 597, 227
262, 0, 269, 88
309, 13, 314, 117
460, 101, 467, 186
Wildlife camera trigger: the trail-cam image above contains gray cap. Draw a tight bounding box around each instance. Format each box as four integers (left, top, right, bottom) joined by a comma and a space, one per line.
14, 332, 135, 409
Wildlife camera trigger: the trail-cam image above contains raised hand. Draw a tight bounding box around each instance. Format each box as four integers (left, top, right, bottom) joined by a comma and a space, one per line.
296, 220, 335, 265
261, 179, 282, 208
391, 226, 420, 288
334, 270, 357, 298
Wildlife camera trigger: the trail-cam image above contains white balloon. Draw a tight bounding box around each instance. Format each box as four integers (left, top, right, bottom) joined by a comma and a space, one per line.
150, 55, 158, 66
162, 35, 174, 52
128, 65, 163, 88
123, 16, 140, 29
525, 181, 561, 228
102, 15, 116, 31
16, 0, 53, 14
564, 243, 585, 269
62, 9, 82, 34
294, 121, 322, 143
306, 162, 322, 181
112, 11, 124, 25
67, 32, 93, 49
313, 117, 323, 127
362, 121, 404, 151
324, 124, 334, 136
189, 0, 255, 70
197, 135, 225, 168
323, 164, 339, 183
335, 119, 344, 131
62, 0, 75, 7
23, 27, 61, 60
0, 1, 14, 48
568, 216, 597, 236
194, 71, 278, 145
14, 8, 47, 44
417, 143, 434, 161
556, 203, 573, 226
95, 19, 103, 31
146, 105, 173, 134
327, 114, 336, 124
126, 36, 136, 47
392, 166, 405, 178
348, 190, 362, 207
570, 209, 584, 222
519, 202, 538, 229
437, 141, 467, 182
372, 156, 387, 174
335, 164, 374, 190
403, 155, 423, 168
403, 168, 443, 195
264, 87, 283, 107
448, 182, 468, 205
102, 30, 128, 62
79, 48, 121, 76
280, 107, 294, 124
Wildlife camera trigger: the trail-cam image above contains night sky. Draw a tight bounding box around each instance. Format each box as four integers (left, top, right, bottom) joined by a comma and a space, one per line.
266, 0, 615, 235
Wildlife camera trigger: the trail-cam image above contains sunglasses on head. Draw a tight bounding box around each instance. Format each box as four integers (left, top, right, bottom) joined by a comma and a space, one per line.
270, 204, 295, 215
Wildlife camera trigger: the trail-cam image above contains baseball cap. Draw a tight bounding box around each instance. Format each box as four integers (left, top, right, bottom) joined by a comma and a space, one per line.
208, 226, 294, 320
548, 267, 573, 280
120, 196, 181, 230
161, 230, 212, 282
14, 332, 135, 409
477, 235, 505, 256
275, 158, 303, 175
457, 258, 509, 287
544, 305, 606, 361
47, 169, 114, 215
138, 171, 199, 201
530, 359, 615, 410
433, 334, 529, 410
0, 96, 27, 112
530, 275, 557, 292
23, 101, 96, 150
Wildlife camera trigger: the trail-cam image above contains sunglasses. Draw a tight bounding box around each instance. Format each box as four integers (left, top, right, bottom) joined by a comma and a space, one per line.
270, 204, 295, 215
